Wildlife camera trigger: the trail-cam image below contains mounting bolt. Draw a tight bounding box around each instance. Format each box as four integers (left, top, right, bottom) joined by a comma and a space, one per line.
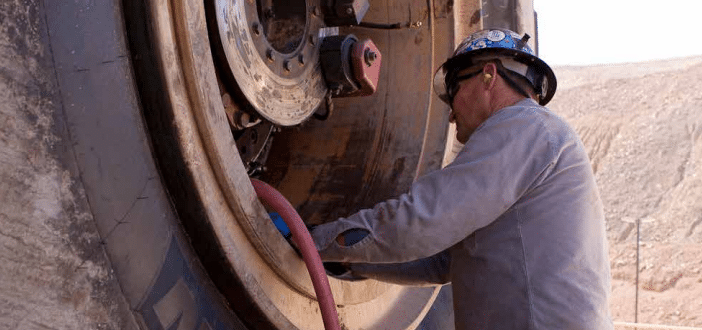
364, 49, 377, 66
266, 49, 274, 62
283, 60, 291, 72
252, 23, 261, 36
329, 83, 343, 96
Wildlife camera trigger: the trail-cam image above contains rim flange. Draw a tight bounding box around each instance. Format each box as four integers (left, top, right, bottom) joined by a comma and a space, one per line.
145, 0, 441, 328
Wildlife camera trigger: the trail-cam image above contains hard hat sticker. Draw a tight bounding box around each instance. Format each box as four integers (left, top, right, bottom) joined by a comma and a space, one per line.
474, 40, 487, 49
455, 42, 470, 54
487, 30, 505, 42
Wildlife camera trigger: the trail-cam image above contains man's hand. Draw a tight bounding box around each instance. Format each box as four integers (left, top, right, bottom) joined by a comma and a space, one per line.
269, 215, 366, 281
269, 213, 320, 257
269, 212, 291, 239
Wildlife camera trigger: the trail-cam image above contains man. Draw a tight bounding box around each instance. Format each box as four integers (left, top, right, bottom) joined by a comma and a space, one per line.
310, 29, 613, 329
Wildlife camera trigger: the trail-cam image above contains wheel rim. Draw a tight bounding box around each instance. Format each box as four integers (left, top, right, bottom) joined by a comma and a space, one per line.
136, 0, 449, 328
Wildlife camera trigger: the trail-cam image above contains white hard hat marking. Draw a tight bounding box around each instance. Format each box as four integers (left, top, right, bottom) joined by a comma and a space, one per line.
487, 30, 506, 42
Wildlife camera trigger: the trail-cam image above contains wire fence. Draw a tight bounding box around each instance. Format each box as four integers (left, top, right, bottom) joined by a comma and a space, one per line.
615, 322, 702, 330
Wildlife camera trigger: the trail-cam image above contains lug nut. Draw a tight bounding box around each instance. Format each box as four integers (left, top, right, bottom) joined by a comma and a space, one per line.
266, 49, 274, 62
364, 49, 377, 66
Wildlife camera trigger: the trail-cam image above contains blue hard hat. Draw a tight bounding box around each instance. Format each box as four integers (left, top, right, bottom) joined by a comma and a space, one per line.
433, 29, 557, 106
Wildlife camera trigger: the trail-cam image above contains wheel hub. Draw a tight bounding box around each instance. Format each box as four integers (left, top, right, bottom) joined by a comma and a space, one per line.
213, 0, 327, 126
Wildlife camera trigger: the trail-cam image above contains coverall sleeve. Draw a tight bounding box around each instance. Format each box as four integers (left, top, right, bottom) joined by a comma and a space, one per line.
311, 107, 558, 263
347, 249, 451, 286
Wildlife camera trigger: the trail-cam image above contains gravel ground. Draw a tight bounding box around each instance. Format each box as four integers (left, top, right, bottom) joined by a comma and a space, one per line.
550, 56, 702, 327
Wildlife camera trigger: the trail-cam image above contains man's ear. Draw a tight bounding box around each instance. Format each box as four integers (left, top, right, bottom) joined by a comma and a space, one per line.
482, 63, 498, 88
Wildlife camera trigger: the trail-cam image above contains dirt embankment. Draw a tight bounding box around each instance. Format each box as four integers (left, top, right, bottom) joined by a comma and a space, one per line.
549, 57, 702, 327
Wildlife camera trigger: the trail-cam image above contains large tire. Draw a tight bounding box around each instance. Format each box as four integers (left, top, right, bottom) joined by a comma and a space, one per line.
42, 0, 245, 328
39, 0, 456, 329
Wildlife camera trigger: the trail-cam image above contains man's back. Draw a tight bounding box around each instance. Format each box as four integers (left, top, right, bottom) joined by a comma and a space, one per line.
448, 100, 612, 329
311, 99, 613, 329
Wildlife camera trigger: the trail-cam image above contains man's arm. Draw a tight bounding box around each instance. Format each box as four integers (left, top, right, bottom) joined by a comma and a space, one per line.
312, 105, 564, 264
347, 249, 452, 286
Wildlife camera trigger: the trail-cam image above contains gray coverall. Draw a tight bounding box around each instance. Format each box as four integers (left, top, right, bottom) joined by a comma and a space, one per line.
311, 98, 613, 329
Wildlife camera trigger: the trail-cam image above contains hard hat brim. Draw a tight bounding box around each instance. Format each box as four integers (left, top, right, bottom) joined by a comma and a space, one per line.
433, 47, 557, 106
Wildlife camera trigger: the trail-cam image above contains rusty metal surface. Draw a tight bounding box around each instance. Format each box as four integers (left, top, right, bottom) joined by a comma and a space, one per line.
261, 0, 454, 227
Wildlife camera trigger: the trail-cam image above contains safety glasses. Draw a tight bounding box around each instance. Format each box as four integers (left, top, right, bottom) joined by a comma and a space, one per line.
446, 69, 483, 105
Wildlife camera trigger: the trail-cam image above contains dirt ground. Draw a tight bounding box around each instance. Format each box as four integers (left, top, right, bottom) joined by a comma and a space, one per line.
550, 57, 702, 327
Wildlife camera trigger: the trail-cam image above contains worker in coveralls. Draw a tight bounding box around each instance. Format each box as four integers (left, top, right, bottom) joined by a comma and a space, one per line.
309, 28, 613, 329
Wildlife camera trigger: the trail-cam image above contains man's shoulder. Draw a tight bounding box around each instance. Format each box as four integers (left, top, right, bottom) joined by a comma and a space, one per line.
470, 99, 586, 165
498, 99, 565, 123
483, 99, 574, 138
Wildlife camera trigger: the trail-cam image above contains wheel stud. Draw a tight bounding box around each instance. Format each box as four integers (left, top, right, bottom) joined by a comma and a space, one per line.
266, 49, 274, 62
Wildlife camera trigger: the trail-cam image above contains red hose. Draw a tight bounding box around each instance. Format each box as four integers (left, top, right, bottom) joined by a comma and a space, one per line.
250, 179, 341, 330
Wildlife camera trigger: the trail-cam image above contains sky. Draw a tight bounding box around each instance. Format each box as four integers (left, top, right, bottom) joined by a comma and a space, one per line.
534, 0, 702, 66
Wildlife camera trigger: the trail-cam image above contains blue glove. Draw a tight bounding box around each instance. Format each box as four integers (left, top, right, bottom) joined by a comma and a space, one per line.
269, 212, 291, 239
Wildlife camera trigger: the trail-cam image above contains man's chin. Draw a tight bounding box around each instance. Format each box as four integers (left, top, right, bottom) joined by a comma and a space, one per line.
456, 131, 469, 144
